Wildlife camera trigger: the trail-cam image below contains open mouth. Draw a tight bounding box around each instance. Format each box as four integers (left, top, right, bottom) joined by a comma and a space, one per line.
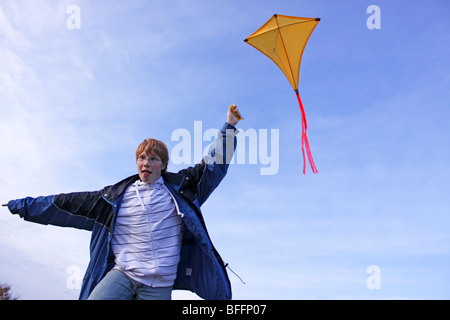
141, 169, 152, 175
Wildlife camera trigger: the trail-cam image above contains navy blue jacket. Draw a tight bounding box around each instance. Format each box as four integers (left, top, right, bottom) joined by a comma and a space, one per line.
7, 122, 237, 300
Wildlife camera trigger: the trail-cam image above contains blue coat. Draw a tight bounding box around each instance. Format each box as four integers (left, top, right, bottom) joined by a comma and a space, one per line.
7, 123, 237, 300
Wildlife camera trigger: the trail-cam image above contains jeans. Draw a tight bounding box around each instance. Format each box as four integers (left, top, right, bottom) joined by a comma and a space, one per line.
87, 269, 173, 300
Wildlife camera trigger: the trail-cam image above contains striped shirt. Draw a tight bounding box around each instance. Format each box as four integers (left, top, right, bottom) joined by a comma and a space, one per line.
111, 177, 183, 287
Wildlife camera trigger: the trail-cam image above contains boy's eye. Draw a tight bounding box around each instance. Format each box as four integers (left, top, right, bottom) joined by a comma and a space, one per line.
138, 155, 160, 162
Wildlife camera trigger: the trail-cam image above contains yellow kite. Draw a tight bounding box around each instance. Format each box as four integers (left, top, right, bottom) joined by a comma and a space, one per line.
245, 14, 320, 174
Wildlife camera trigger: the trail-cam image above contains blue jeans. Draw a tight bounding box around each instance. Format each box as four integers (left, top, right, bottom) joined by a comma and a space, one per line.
87, 269, 173, 300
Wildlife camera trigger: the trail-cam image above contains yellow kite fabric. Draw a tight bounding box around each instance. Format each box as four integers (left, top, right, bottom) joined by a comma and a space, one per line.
244, 14, 320, 92
245, 14, 320, 174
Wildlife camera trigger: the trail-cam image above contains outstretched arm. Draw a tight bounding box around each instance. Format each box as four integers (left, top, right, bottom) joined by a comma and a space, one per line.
2, 190, 105, 231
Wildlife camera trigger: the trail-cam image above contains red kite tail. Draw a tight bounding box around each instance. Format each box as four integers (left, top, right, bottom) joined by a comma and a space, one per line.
296, 91, 318, 174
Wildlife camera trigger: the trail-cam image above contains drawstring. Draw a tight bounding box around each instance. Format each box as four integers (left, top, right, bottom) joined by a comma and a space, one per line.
134, 180, 147, 211
225, 263, 246, 284
135, 178, 163, 211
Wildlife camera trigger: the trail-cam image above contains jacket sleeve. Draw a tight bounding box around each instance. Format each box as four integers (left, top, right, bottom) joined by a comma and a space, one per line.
7, 190, 103, 231
185, 122, 238, 206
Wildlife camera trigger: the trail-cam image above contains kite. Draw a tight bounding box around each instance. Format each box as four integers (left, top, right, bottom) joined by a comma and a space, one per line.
244, 14, 320, 174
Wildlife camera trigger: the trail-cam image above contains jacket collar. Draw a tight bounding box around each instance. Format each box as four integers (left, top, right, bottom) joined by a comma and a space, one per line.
162, 171, 184, 186
103, 171, 186, 203
102, 175, 139, 203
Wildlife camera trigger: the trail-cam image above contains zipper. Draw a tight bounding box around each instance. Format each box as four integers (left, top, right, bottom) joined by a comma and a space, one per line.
134, 180, 158, 277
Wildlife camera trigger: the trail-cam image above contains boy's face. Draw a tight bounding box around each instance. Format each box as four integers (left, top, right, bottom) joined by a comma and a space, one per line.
136, 151, 165, 184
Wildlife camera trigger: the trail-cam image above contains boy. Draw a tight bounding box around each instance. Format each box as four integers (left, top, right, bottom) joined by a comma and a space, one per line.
3, 105, 242, 300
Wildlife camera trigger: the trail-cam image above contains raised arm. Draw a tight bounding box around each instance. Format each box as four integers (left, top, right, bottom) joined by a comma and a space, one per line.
182, 104, 242, 206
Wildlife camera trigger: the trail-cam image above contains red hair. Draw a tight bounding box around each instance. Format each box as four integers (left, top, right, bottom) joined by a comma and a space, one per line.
135, 138, 169, 173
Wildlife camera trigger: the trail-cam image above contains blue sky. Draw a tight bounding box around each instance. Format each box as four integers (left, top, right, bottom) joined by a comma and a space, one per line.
1, 0, 449, 299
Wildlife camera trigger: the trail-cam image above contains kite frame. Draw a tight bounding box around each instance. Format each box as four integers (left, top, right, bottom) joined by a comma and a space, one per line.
244, 14, 320, 91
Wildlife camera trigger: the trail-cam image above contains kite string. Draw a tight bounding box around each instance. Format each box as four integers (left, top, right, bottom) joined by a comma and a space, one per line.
296, 92, 318, 174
